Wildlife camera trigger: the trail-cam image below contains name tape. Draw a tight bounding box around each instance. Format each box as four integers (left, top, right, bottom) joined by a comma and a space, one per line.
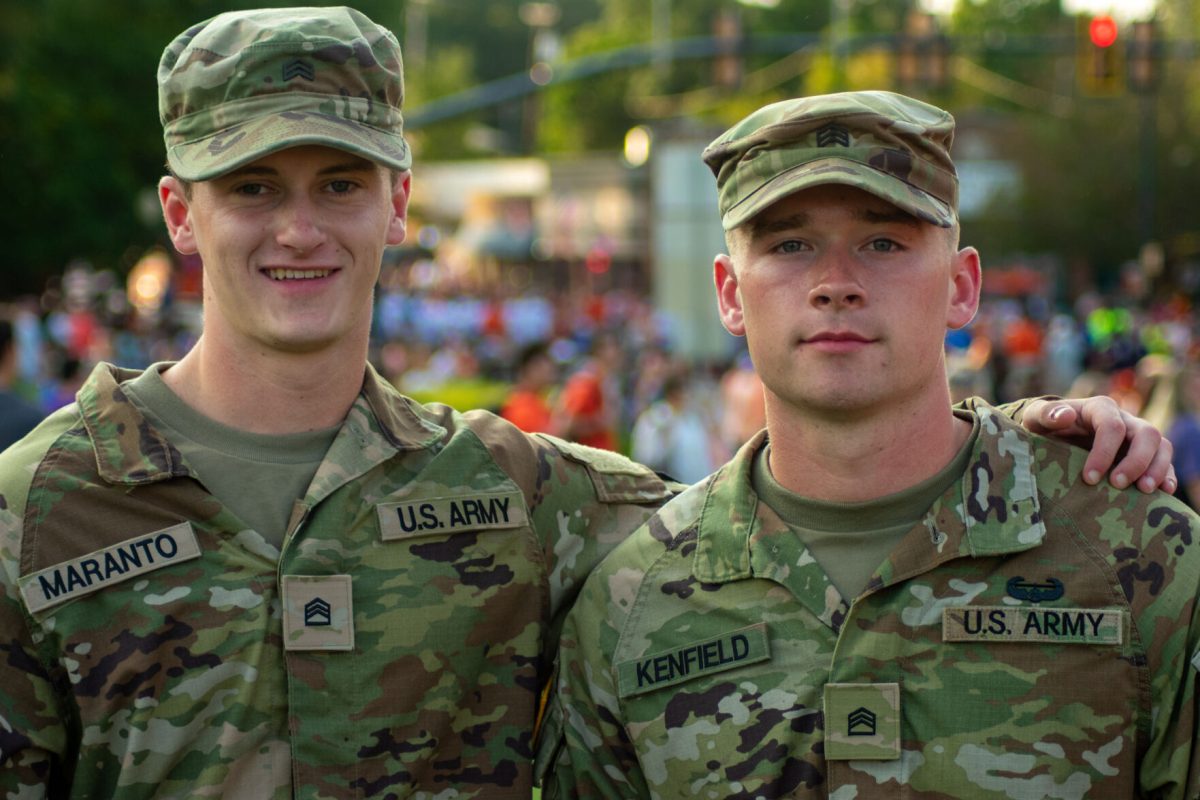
377, 491, 527, 541
617, 623, 770, 698
18, 523, 202, 614
943, 606, 1123, 645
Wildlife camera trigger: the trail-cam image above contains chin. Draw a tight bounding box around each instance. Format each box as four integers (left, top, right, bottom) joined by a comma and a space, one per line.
263, 330, 342, 354
787, 387, 882, 419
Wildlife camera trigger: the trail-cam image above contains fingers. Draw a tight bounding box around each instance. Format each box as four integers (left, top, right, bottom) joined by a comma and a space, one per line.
1128, 429, 1175, 494
1079, 405, 1126, 486
1021, 399, 1078, 435
1013, 396, 1175, 493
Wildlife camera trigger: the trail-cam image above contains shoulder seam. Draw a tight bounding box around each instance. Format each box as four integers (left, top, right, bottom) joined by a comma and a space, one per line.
614, 516, 702, 671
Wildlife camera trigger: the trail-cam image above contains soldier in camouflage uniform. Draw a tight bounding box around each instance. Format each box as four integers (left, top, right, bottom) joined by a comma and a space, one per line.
0, 7, 677, 798
544, 92, 1200, 799
0, 12, 1176, 798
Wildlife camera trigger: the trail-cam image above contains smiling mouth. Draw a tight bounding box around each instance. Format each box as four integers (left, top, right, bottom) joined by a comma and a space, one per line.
265, 269, 334, 281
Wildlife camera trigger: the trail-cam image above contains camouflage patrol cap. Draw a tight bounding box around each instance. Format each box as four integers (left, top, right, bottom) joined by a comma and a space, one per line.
702, 91, 957, 230
159, 6, 410, 181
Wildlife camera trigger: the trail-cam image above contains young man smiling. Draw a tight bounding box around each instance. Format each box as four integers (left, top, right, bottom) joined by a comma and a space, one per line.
0, 13, 1178, 799
545, 92, 1200, 799
0, 9, 680, 798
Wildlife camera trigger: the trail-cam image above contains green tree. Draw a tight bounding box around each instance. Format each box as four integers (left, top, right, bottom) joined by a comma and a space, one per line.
536, 0, 833, 154
947, 0, 1200, 290
0, 0, 405, 298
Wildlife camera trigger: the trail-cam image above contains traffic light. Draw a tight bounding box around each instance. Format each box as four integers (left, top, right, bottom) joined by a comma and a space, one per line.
1077, 14, 1125, 96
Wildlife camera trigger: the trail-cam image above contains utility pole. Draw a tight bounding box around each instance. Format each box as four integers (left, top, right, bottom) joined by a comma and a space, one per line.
830, 0, 851, 89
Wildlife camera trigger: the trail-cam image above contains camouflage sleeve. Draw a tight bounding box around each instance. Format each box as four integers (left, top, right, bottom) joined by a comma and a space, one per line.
1143, 617, 1200, 799
542, 548, 653, 799
0, 511, 70, 795
529, 436, 680, 641
0, 416, 79, 795
957, 395, 1042, 424
1133, 497, 1200, 799
462, 411, 679, 643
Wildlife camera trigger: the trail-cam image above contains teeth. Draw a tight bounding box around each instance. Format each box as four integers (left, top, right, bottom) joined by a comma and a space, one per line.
266, 269, 332, 281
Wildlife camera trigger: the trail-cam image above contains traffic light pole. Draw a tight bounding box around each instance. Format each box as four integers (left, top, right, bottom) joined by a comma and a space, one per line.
1137, 91, 1157, 251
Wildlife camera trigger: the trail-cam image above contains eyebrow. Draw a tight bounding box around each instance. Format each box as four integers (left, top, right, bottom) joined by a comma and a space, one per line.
223, 159, 377, 179
749, 206, 921, 237
748, 213, 809, 238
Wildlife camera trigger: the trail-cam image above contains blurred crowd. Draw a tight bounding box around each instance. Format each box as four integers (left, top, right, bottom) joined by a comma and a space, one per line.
948, 290, 1200, 506
0, 269, 742, 484
5, 266, 1200, 504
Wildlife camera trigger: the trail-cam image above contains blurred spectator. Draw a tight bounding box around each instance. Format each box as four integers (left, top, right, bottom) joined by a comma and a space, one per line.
557, 334, 622, 451
628, 347, 672, 434
719, 352, 766, 457
40, 352, 86, 414
1043, 313, 1087, 397
0, 319, 43, 450
999, 309, 1043, 402
631, 372, 718, 483
1167, 364, 1200, 510
1136, 354, 1177, 432
502, 294, 554, 345
500, 342, 560, 435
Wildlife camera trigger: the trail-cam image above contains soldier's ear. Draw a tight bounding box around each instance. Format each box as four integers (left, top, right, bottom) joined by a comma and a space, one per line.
946, 246, 981, 330
160, 177, 198, 255
715, 254, 746, 337
386, 171, 411, 246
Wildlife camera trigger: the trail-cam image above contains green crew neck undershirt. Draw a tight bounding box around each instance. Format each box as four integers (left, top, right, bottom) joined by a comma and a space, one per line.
122, 364, 340, 549
751, 416, 979, 601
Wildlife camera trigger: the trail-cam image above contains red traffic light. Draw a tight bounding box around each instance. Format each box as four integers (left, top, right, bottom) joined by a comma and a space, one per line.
1089, 15, 1118, 48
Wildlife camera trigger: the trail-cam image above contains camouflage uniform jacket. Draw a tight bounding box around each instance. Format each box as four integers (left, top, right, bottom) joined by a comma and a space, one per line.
545, 404, 1200, 799
0, 362, 677, 799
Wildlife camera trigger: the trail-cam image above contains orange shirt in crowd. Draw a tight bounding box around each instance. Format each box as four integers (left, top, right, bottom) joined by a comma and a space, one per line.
500, 390, 554, 434
559, 371, 617, 451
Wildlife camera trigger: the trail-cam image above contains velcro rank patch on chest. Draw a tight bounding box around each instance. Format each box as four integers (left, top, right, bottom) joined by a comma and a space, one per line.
824, 682, 901, 761
616, 623, 770, 698
282, 574, 355, 651
942, 606, 1123, 645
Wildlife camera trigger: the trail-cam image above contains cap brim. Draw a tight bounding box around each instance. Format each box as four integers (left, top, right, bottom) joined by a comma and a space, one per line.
722, 156, 955, 231
166, 111, 410, 181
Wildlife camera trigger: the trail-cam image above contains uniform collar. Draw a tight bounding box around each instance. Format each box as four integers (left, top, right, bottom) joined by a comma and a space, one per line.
82, 361, 446, 486
692, 405, 1047, 587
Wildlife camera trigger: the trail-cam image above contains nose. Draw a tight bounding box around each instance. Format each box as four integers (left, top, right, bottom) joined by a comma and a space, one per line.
808, 252, 865, 309
275, 197, 327, 253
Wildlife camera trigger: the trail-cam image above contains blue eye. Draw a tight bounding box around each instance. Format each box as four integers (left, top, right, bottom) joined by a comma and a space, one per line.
776, 240, 804, 254
869, 238, 901, 252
